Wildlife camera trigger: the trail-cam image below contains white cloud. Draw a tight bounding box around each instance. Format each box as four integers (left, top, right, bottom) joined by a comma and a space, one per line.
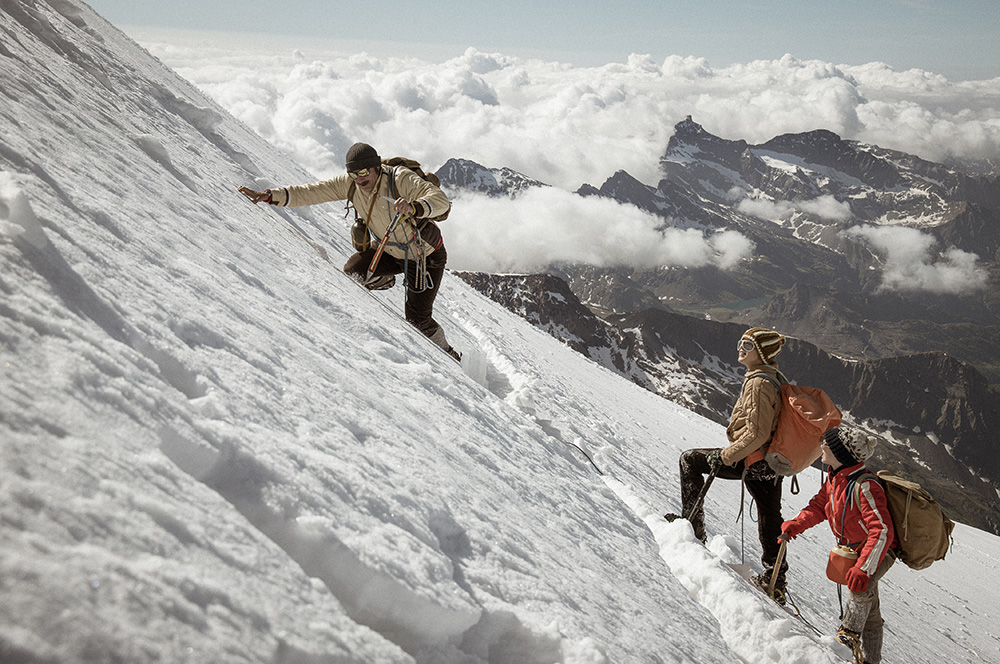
144, 42, 1000, 193
444, 188, 754, 274
737, 194, 852, 222
841, 224, 989, 294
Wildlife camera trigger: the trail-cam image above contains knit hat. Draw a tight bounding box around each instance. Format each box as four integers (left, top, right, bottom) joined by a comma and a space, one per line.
741, 327, 785, 365
345, 143, 381, 172
823, 427, 876, 467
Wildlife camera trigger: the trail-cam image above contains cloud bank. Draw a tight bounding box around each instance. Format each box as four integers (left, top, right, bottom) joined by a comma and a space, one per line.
444, 189, 753, 273
149, 41, 1000, 191
146, 37, 999, 279
842, 225, 989, 294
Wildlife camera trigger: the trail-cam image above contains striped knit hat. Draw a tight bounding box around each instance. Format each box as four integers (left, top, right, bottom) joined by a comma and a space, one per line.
741, 327, 785, 365
823, 427, 876, 467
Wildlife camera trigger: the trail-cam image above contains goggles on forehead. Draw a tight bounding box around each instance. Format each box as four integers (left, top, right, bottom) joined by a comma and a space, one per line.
348, 168, 372, 179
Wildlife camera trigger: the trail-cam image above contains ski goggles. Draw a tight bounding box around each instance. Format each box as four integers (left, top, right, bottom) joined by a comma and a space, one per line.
738, 339, 756, 352
348, 168, 372, 179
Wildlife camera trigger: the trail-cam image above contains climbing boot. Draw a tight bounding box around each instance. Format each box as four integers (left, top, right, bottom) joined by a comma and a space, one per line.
750, 572, 787, 606
364, 274, 396, 290
837, 627, 864, 664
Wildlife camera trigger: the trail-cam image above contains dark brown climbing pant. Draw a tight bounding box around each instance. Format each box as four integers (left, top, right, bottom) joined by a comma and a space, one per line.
344, 245, 448, 341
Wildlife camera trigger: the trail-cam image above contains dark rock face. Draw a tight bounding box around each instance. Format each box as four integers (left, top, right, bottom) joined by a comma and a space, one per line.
436, 158, 547, 198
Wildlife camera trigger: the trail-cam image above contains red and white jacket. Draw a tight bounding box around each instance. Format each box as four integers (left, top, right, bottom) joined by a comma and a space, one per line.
786, 463, 899, 576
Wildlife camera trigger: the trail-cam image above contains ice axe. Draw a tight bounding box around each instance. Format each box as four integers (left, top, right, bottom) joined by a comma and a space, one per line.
365, 196, 418, 286
686, 462, 720, 521
768, 537, 789, 600
665, 462, 720, 526
364, 210, 402, 286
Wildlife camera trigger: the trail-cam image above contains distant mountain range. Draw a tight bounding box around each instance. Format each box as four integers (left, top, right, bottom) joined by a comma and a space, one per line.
439, 118, 1000, 385
440, 120, 1000, 534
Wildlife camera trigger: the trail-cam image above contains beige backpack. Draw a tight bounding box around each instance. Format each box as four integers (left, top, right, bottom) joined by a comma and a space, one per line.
853, 470, 955, 570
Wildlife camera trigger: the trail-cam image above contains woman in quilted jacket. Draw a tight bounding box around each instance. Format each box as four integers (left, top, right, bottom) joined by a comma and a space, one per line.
781, 427, 899, 664
665, 327, 788, 597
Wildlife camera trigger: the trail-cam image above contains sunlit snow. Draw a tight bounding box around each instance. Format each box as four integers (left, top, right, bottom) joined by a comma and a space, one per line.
2, 2, 998, 663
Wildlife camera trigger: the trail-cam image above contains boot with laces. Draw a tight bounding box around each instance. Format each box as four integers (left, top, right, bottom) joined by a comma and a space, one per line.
749, 572, 787, 606
837, 627, 864, 664
364, 274, 396, 290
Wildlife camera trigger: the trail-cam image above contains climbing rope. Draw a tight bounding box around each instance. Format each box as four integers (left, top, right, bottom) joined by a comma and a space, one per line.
562, 440, 604, 475
780, 588, 823, 636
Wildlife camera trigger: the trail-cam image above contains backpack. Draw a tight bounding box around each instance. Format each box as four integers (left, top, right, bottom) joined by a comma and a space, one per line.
756, 373, 842, 476
852, 471, 955, 570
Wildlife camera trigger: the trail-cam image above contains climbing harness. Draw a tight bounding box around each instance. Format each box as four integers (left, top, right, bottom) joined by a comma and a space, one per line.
364, 168, 433, 293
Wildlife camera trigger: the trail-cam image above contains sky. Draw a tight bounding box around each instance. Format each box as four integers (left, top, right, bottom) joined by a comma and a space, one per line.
2, 4, 999, 661
84, 0, 1000, 81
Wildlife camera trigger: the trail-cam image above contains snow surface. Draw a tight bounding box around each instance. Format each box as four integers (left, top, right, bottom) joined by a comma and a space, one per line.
2, 2, 999, 663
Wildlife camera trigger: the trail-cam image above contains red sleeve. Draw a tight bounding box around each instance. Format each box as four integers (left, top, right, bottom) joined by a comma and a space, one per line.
854, 479, 896, 575
786, 486, 829, 534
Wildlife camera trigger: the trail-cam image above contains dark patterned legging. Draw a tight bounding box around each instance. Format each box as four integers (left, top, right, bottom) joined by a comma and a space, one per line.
842, 551, 896, 664
678, 448, 788, 581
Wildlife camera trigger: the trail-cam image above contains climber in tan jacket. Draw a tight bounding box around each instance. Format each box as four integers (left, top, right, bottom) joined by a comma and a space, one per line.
239, 143, 459, 362
722, 360, 782, 467
665, 327, 789, 598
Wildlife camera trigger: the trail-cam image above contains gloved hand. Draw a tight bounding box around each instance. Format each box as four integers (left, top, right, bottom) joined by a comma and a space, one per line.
237, 186, 273, 204
845, 566, 870, 593
392, 196, 416, 217
780, 520, 805, 541
705, 449, 723, 472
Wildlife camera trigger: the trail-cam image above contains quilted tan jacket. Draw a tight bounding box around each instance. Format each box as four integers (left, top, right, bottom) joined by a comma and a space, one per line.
722, 364, 782, 467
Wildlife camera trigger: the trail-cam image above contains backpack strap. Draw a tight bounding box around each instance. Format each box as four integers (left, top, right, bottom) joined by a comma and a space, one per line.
848, 470, 880, 507
344, 169, 384, 227
387, 164, 399, 200
344, 180, 358, 221
749, 371, 785, 394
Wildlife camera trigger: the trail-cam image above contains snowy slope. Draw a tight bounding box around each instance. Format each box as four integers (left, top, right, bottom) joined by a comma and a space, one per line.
1, 2, 998, 663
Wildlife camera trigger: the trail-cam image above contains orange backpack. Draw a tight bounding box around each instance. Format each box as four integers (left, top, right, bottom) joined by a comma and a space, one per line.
755, 373, 842, 476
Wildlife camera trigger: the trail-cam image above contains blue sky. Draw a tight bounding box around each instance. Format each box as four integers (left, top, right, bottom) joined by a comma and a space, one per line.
86, 0, 1000, 80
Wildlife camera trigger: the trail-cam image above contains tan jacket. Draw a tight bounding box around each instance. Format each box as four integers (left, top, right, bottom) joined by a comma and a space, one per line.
722, 364, 782, 466
270, 166, 450, 260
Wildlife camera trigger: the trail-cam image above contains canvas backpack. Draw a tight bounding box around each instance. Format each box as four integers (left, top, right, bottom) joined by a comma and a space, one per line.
755, 372, 842, 476
851, 470, 955, 570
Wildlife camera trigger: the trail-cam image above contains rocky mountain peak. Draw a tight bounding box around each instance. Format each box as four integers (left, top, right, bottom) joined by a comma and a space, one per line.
436, 158, 547, 198
757, 130, 903, 189
662, 117, 751, 172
